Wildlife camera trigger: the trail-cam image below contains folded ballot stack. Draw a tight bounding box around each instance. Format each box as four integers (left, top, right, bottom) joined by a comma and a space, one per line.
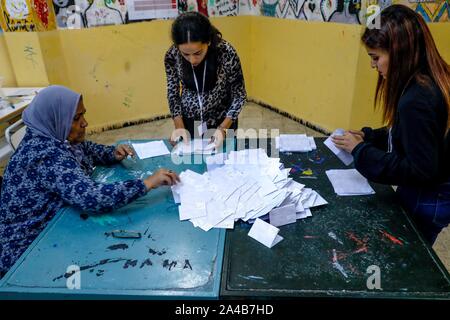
171, 148, 327, 232
275, 134, 317, 152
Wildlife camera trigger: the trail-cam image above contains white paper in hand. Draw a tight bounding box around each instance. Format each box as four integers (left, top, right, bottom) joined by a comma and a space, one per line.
323, 129, 354, 166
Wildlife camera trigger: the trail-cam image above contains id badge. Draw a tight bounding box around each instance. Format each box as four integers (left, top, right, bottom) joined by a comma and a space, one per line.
198, 121, 208, 137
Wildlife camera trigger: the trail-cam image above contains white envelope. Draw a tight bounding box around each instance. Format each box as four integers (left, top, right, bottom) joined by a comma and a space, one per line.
248, 218, 284, 248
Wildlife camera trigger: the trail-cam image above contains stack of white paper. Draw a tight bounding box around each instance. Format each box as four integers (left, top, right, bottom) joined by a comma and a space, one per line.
323, 129, 354, 166
326, 169, 375, 196
276, 134, 317, 152
205, 153, 227, 171
132, 141, 170, 159
172, 149, 329, 233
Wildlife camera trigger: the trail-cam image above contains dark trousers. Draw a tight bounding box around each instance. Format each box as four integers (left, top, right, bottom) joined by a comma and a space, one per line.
182, 117, 238, 139
397, 183, 450, 245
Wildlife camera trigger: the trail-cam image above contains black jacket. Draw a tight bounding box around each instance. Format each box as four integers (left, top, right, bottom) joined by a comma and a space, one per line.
352, 78, 449, 187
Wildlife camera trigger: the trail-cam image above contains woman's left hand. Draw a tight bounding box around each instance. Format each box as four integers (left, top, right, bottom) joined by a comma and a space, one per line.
331, 132, 363, 153
115, 144, 135, 161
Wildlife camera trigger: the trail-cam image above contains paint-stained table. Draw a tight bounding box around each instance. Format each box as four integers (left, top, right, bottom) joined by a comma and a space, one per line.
0, 139, 233, 299
220, 138, 450, 299
1, 138, 449, 300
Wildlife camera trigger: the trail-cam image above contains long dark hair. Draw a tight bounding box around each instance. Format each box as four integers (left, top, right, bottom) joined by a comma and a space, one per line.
171, 12, 222, 90
361, 4, 450, 128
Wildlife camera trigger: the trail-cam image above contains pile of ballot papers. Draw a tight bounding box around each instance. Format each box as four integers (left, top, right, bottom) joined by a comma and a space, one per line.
275, 134, 317, 152
172, 148, 328, 232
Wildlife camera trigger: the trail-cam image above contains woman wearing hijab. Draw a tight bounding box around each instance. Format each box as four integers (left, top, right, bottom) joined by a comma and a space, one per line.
0, 85, 179, 278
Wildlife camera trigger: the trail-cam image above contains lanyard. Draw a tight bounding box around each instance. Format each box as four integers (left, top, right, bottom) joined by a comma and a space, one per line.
191, 60, 207, 123
388, 127, 393, 153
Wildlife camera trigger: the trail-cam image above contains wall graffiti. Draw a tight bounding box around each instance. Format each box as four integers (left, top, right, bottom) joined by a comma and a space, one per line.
32, 0, 56, 30
0, 0, 447, 32
51, 0, 127, 29
254, 0, 447, 23
53, 0, 83, 28
0, 0, 36, 31
208, 0, 239, 16
400, 0, 449, 22
239, 0, 261, 15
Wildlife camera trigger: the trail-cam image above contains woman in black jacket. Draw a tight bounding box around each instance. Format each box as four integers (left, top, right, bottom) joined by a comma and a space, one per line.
332, 5, 450, 245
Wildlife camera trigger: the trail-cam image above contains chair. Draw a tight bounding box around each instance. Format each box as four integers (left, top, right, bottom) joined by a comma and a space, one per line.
5, 119, 27, 151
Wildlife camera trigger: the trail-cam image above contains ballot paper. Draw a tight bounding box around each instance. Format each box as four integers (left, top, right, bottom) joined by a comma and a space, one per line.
276, 134, 317, 152
248, 218, 284, 248
296, 209, 312, 220
171, 185, 181, 204
173, 139, 216, 155
132, 140, 170, 159
269, 204, 297, 227
323, 129, 354, 166
176, 148, 328, 232
326, 169, 375, 196
178, 202, 207, 220
205, 153, 227, 171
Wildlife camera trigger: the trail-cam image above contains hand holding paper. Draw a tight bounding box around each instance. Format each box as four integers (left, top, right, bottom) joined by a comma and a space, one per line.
331, 131, 364, 154
324, 129, 354, 166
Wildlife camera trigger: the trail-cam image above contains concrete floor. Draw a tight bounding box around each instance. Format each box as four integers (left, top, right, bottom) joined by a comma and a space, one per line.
1, 102, 449, 273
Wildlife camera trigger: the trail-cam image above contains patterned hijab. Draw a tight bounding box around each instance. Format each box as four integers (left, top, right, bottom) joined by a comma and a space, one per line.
22, 85, 81, 142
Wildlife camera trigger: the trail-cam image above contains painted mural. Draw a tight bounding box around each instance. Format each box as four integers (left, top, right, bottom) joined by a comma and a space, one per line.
51, 0, 127, 29
0, 0, 447, 32
31, 0, 56, 30
398, 0, 449, 22
0, 0, 36, 31
208, 0, 238, 16
239, 0, 261, 15
253, 0, 448, 22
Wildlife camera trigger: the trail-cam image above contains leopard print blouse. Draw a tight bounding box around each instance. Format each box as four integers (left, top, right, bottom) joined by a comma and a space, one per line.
164, 40, 247, 127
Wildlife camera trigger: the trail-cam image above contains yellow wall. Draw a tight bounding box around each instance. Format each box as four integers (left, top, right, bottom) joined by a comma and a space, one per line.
3, 32, 49, 86
0, 34, 17, 86
249, 17, 450, 132
349, 22, 450, 130
1, 17, 449, 133
51, 17, 250, 132
249, 17, 363, 132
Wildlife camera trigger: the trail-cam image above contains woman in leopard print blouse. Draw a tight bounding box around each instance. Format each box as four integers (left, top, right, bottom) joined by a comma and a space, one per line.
164, 12, 247, 145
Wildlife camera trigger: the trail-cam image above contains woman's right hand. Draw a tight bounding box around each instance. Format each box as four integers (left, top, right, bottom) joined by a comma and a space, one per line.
169, 128, 190, 146
169, 117, 190, 146
143, 169, 180, 190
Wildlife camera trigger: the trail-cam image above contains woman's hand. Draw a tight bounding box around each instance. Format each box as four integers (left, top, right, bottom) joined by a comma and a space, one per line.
169, 128, 190, 147
348, 130, 365, 140
211, 127, 226, 148
331, 132, 363, 153
115, 144, 135, 161
143, 169, 180, 191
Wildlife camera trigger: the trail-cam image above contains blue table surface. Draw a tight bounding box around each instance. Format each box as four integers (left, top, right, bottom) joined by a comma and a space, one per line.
0, 139, 230, 299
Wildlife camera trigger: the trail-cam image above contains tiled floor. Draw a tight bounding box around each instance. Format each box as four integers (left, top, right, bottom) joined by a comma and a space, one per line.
1, 102, 449, 272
